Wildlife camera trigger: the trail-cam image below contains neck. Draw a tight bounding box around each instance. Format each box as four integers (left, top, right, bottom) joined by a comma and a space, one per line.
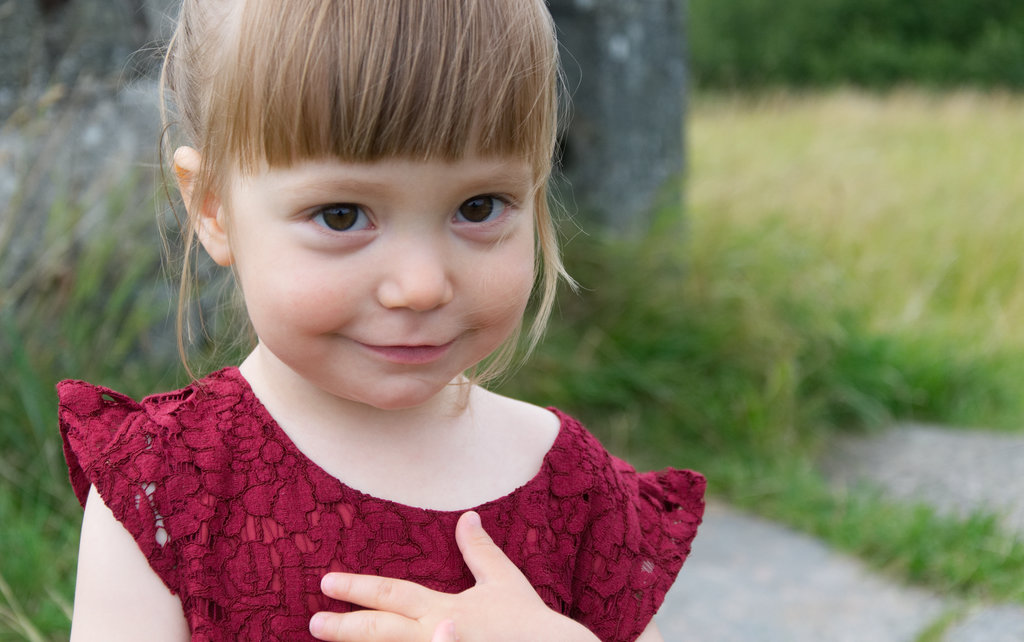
233, 343, 560, 511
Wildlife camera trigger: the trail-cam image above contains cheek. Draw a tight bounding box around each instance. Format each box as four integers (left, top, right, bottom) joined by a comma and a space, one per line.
469, 242, 536, 328
507, 257, 537, 313
238, 262, 360, 336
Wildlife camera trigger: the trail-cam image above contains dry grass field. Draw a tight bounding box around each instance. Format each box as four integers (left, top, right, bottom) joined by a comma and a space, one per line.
689, 90, 1024, 353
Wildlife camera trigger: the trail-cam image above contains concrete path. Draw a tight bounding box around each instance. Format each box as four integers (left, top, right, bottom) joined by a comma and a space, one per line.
656, 503, 945, 641
653, 423, 1024, 641
944, 605, 1024, 642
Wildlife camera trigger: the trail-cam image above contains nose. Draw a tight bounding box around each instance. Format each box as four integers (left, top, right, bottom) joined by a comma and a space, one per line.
376, 242, 454, 311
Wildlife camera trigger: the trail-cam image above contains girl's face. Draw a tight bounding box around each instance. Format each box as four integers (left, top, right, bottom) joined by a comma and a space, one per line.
203, 154, 537, 410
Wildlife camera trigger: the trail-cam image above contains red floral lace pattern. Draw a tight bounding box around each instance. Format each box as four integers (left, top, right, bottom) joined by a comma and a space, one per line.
59, 368, 705, 641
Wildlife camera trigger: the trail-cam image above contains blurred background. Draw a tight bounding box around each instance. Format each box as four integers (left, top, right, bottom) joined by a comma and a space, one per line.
2, 0, 1024, 639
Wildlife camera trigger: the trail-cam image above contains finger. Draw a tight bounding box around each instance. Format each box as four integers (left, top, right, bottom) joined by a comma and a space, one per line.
430, 619, 457, 642
455, 511, 526, 587
320, 573, 431, 619
309, 609, 418, 642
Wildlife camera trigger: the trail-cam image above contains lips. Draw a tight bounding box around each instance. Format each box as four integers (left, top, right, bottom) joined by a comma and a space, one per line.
359, 341, 454, 365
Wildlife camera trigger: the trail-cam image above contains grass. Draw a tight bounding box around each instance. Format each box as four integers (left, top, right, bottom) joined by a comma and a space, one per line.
2, 89, 1024, 639
687, 89, 1024, 428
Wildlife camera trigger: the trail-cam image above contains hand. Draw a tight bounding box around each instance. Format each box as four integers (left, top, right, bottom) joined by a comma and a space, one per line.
309, 511, 598, 642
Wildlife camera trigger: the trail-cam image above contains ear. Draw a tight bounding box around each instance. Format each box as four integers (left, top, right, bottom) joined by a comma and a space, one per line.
173, 146, 233, 267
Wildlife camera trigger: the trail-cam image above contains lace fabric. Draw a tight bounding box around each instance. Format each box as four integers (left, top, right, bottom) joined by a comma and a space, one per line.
59, 368, 705, 641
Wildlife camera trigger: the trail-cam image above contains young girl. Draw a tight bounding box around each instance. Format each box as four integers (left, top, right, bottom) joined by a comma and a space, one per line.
58, 1, 705, 640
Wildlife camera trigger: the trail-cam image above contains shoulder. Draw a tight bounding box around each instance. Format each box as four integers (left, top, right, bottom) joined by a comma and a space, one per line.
470, 387, 561, 469
59, 367, 245, 441
58, 368, 248, 596
475, 388, 561, 438
543, 408, 706, 517
57, 367, 240, 428
59, 367, 251, 500
535, 408, 630, 499
58, 378, 169, 508
540, 409, 706, 642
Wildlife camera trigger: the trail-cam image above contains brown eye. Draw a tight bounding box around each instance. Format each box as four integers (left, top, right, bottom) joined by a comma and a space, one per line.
313, 204, 368, 231
457, 196, 506, 223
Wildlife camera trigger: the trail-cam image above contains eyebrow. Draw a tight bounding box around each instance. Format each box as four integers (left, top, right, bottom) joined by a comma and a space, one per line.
460, 167, 536, 194
288, 176, 392, 198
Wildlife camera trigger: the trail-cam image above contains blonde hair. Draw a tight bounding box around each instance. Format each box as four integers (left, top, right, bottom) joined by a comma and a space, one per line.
161, 0, 569, 383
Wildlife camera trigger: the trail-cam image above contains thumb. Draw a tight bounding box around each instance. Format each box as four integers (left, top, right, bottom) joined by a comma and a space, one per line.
455, 511, 524, 586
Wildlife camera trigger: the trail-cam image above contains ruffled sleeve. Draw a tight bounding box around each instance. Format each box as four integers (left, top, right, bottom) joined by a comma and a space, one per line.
57, 379, 181, 593
564, 421, 706, 641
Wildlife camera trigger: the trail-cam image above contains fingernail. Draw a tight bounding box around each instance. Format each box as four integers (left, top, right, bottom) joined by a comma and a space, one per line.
309, 612, 327, 636
464, 511, 481, 528
320, 574, 336, 593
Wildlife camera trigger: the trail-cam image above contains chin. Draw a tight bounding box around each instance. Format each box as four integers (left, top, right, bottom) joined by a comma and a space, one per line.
350, 381, 460, 412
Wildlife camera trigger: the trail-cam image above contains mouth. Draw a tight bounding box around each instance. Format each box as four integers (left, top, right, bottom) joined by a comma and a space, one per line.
358, 341, 455, 365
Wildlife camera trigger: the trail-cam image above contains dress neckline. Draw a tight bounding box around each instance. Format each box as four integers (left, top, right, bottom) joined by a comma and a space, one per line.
210, 366, 572, 515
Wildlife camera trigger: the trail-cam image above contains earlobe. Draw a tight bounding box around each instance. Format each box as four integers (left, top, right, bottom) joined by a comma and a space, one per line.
173, 146, 234, 267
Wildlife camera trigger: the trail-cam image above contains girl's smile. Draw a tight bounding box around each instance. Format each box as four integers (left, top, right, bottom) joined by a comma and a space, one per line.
192, 152, 539, 411
357, 341, 456, 365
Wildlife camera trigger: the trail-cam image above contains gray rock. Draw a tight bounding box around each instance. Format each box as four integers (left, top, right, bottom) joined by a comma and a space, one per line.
656, 502, 946, 642
0, 0, 45, 112
0, 79, 162, 240
0, 76, 168, 367
0, 0, 176, 119
550, 0, 687, 235
822, 423, 1024, 536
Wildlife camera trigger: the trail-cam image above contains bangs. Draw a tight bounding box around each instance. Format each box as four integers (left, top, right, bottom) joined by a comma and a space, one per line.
214, 0, 558, 177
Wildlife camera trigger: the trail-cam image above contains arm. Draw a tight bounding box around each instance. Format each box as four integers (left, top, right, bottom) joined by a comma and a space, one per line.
69, 485, 190, 642
636, 621, 665, 642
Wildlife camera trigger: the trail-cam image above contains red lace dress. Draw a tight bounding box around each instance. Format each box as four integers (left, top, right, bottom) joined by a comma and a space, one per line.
59, 367, 704, 641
